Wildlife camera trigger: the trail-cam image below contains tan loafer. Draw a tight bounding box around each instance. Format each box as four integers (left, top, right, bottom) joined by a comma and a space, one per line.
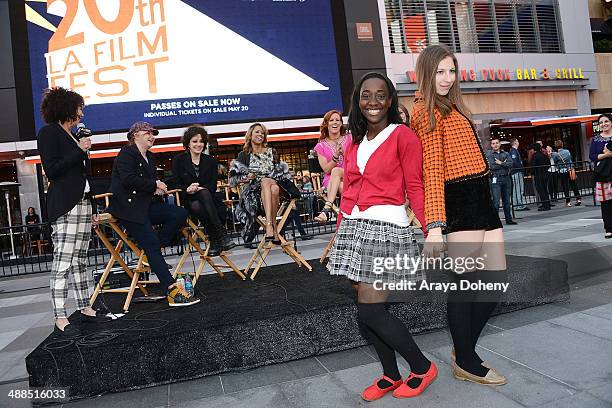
451, 347, 492, 369
452, 363, 507, 386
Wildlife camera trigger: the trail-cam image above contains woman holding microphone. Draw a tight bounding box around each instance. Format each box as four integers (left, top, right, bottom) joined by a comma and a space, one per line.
38, 87, 108, 336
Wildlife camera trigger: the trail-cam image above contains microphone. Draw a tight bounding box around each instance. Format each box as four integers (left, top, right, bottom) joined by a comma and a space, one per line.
75, 123, 92, 140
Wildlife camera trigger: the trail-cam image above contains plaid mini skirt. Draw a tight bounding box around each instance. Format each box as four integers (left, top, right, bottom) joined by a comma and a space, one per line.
327, 217, 424, 284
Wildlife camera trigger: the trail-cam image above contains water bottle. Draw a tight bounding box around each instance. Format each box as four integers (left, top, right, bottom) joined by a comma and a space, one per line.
176, 273, 185, 292
184, 274, 194, 297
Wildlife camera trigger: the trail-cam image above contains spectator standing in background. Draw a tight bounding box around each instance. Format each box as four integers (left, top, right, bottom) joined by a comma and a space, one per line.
486, 138, 516, 225
530, 142, 551, 211
554, 140, 582, 207
546, 145, 559, 202
509, 139, 528, 211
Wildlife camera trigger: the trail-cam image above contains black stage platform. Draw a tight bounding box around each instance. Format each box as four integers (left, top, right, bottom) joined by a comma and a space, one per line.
26, 255, 568, 401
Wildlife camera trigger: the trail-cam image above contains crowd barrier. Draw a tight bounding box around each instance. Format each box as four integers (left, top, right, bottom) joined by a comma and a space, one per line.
0, 162, 597, 277
507, 161, 595, 213
0, 192, 337, 277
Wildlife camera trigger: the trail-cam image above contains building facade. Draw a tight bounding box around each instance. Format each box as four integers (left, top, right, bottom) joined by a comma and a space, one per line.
378, 0, 597, 162
0, 0, 603, 225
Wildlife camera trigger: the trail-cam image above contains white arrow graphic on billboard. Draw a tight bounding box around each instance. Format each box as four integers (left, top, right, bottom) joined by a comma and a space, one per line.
41, 0, 328, 105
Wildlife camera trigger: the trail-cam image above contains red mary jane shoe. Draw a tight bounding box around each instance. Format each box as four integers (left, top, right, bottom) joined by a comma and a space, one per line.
361, 375, 403, 401
392, 362, 438, 398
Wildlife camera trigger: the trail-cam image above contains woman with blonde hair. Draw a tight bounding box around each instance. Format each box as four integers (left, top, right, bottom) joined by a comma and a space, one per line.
230, 123, 297, 244
412, 44, 507, 385
313, 110, 351, 222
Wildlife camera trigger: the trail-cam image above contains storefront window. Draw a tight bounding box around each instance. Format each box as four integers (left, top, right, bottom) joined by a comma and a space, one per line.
384, 0, 562, 54
491, 124, 583, 164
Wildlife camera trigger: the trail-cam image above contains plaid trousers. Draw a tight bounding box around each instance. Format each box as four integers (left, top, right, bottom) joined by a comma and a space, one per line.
50, 198, 92, 319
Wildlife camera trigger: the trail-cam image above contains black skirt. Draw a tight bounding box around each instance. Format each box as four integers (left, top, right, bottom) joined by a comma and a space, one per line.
444, 176, 502, 234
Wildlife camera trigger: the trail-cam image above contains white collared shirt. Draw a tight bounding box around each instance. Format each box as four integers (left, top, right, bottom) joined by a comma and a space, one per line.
342, 124, 409, 227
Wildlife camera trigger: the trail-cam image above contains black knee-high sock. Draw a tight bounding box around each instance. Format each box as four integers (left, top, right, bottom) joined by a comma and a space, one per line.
469, 270, 506, 356
470, 302, 496, 348
447, 276, 488, 377
358, 303, 431, 387
360, 321, 400, 388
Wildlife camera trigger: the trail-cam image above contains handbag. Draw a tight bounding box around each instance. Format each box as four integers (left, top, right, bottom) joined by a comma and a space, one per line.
276, 178, 302, 199
594, 157, 612, 180
558, 153, 577, 181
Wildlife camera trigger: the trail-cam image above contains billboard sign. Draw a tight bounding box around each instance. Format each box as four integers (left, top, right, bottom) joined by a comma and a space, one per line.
25, 0, 343, 132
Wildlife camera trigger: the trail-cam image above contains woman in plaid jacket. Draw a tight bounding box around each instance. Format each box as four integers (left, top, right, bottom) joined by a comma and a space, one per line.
411, 45, 508, 386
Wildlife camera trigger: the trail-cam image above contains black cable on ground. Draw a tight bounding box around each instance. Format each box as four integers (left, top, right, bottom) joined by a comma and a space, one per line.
0, 286, 49, 294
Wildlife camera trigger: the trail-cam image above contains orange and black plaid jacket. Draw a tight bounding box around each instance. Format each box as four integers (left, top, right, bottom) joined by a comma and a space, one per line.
410, 98, 489, 230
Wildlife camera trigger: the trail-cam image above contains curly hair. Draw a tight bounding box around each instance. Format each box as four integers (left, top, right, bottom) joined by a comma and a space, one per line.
319, 110, 346, 140
40, 87, 84, 124
182, 124, 208, 149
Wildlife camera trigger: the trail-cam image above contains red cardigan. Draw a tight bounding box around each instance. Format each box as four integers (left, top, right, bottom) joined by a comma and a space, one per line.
340, 124, 426, 232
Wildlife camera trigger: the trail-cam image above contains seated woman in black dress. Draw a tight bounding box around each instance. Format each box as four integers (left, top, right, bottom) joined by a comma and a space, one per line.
229, 123, 297, 245
171, 125, 236, 256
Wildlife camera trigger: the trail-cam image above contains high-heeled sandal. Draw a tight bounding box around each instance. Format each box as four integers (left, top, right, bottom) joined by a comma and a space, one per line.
315, 202, 333, 223
264, 221, 275, 242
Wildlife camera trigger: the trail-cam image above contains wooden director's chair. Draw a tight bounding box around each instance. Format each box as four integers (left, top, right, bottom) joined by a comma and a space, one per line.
89, 193, 158, 312
167, 189, 246, 284
306, 172, 341, 264
318, 202, 341, 264
310, 173, 324, 197
243, 197, 313, 280
319, 206, 423, 264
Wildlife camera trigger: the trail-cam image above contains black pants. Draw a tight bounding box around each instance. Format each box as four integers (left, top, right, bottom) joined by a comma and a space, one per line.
119, 202, 188, 288
602, 200, 612, 233
546, 172, 559, 200
534, 174, 550, 209
559, 172, 581, 203
280, 209, 306, 235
